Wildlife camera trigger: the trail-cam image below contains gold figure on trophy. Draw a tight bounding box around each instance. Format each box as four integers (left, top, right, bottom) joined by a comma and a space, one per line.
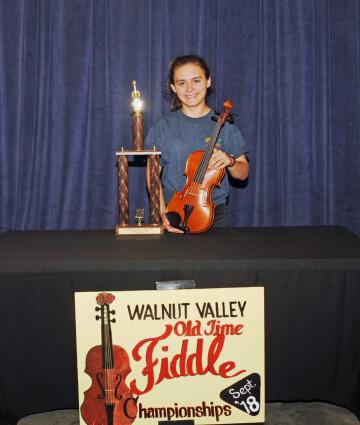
131, 80, 144, 152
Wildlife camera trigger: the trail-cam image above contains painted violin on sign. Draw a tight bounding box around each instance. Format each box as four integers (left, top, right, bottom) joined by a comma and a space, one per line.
81, 292, 137, 425
166, 100, 234, 233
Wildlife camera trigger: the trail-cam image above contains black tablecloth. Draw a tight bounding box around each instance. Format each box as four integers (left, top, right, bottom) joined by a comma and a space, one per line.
0, 226, 359, 425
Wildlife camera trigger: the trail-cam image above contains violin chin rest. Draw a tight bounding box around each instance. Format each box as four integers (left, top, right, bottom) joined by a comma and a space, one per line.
165, 211, 189, 233
165, 211, 182, 228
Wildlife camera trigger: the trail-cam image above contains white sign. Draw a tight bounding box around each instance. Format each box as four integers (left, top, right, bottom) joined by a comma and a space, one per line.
75, 287, 265, 424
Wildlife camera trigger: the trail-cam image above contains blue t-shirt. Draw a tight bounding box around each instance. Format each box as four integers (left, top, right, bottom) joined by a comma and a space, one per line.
144, 109, 247, 205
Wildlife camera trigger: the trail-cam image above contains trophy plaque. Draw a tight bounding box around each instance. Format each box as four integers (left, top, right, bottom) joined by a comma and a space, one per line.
115, 81, 163, 236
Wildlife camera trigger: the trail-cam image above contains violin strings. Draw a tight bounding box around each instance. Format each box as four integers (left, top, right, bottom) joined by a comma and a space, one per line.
184, 110, 230, 207
104, 305, 115, 405
105, 307, 110, 404
109, 308, 115, 405
188, 121, 222, 196
195, 121, 221, 183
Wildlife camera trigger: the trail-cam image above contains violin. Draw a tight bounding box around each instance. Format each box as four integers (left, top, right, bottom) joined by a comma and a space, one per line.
166, 100, 233, 233
81, 292, 137, 425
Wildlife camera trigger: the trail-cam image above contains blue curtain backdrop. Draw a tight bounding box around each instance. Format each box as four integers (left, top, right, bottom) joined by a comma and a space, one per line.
0, 0, 359, 235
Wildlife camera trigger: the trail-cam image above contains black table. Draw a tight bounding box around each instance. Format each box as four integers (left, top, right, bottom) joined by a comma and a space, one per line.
0, 226, 359, 425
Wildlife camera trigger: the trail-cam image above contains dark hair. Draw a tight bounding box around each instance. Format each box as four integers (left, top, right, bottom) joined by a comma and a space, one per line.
164, 55, 214, 111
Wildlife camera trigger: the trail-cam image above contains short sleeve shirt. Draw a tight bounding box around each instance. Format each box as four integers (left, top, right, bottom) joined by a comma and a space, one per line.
144, 109, 247, 205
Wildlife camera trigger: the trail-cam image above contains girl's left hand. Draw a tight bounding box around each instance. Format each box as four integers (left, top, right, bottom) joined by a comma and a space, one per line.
208, 148, 233, 170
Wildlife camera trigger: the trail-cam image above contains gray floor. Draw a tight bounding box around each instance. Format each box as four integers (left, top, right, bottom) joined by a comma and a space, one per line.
17, 402, 360, 425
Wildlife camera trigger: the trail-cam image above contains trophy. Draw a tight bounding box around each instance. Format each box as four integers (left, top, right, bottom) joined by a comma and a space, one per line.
115, 81, 163, 236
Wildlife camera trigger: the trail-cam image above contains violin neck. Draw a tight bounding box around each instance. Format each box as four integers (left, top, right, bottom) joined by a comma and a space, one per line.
194, 120, 223, 184
101, 305, 114, 369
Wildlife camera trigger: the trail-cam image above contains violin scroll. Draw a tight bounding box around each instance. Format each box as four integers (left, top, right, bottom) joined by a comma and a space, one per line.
212, 100, 236, 125
96, 292, 115, 306
223, 99, 233, 112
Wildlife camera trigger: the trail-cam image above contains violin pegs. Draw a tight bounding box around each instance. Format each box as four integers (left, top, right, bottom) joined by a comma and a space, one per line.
226, 112, 237, 124
227, 115, 234, 124
211, 111, 220, 122
110, 309, 115, 315
95, 306, 101, 311
111, 318, 116, 323
95, 315, 101, 320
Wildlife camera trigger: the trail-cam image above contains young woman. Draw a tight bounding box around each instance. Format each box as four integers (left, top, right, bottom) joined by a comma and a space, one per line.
145, 55, 249, 233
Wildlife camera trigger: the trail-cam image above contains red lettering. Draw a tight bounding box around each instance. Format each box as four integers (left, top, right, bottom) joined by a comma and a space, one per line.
130, 325, 173, 395
174, 321, 186, 336
130, 326, 245, 395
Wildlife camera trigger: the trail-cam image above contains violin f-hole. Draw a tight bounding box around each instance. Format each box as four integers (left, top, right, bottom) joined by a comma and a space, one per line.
115, 374, 123, 400
96, 372, 105, 399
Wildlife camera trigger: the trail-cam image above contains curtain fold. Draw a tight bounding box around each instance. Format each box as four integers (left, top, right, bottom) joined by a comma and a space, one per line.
0, 0, 359, 234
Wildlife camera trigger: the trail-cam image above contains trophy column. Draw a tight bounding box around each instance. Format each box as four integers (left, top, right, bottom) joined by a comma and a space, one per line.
149, 153, 161, 226
117, 151, 129, 225
115, 81, 163, 236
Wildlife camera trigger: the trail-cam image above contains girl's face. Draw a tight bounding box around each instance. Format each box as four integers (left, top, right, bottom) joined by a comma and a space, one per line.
171, 63, 211, 112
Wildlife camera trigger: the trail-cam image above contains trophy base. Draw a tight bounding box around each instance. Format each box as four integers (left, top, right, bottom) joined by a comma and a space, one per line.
115, 224, 164, 236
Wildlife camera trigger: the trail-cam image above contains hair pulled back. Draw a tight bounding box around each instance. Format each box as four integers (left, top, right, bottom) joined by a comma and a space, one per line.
164, 55, 213, 111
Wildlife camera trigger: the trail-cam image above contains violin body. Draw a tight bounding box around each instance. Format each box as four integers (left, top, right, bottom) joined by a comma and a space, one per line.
81, 345, 137, 425
166, 150, 225, 233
